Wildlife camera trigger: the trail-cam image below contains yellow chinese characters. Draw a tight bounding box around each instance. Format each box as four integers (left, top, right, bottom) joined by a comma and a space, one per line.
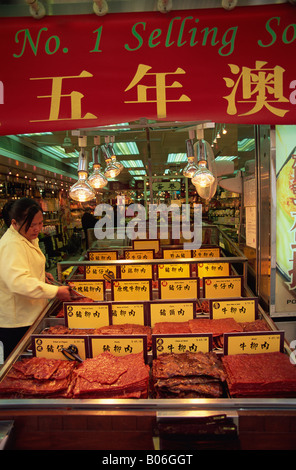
223, 61, 289, 117
30, 70, 97, 122
124, 64, 191, 118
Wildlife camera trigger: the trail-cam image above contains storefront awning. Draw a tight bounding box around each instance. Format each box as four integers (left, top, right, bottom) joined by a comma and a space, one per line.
0, 3, 295, 135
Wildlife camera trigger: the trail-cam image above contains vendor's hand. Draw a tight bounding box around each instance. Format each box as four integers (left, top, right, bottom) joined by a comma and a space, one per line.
56, 286, 72, 301
45, 272, 55, 283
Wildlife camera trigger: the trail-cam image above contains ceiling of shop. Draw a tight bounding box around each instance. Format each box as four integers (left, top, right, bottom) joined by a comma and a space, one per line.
0, 121, 256, 188
0, 0, 287, 15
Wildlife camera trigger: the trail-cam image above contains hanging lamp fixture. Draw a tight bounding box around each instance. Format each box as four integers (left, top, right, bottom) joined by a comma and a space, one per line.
26, 0, 46, 19
183, 139, 198, 178
183, 130, 198, 178
191, 139, 215, 191
69, 150, 96, 202
88, 137, 108, 189
110, 135, 124, 172
103, 140, 123, 178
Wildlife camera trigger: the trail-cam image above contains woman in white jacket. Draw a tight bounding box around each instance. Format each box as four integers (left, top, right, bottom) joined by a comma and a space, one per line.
0, 198, 72, 360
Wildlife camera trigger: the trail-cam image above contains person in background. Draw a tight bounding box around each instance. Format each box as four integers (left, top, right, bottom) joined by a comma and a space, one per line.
81, 207, 97, 250
0, 198, 72, 360
1, 200, 15, 228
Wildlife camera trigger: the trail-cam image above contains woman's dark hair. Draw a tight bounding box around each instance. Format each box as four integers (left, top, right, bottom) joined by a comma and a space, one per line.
10, 198, 42, 232
2, 200, 16, 227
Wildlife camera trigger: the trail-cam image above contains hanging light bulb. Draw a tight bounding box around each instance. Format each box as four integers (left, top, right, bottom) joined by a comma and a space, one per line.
183, 139, 198, 178
103, 144, 122, 178
109, 139, 124, 172
191, 140, 215, 193
69, 150, 96, 202
113, 156, 124, 172
88, 145, 108, 189
105, 159, 121, 178
192, 161, 215, 188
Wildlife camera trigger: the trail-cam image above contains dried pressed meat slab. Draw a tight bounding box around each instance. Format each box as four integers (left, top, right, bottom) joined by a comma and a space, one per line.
151, 351, 226, 398
72, 352, 150, 398
0, 357, 75, 398
153, 322, 191, 334
96, 324, 152, 349
74, 352, 129, 384
44, 323, 152, 349
10, 357, 63, 380
188, 318, 243, 336
0, 353, 149, 399
238, 319, 271, 332
0, 376, 70, 396
222, 352, 296, 397
157, 381, 224, 398
153, 351, 226, 381
188, 317, 244, 349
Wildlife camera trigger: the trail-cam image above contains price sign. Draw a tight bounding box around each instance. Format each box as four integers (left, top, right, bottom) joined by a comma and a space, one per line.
85, 265, 118, 280
152, 334, 212, 358
160, 278, 199, 300
31, 335, 88, 360
197, 262, 229, 278
157, 263, 191, 279
193, 247, 221, 258
120, 264, 153, 279
111, 302, 147, 325
89, 335, 147, 361
162, 249, 192, 259
152, 181, 181, 191
88, 251, 118, 261
133, 239, 160, 252
209, 297, 258, 322
124, 249, 154, 260
112, 280, 152, 301
149, 301, 196, 327
224, 331, 285, 355
203, 276, 243, 298
64, 302, 111, 329
66, 280, 105, 301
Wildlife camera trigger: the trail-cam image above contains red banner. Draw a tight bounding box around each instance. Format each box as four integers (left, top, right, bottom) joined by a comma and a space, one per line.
0, 4, 295, 135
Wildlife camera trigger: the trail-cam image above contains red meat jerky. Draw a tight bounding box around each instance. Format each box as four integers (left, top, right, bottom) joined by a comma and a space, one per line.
74, 352, 129, 384
153, 321, 191, 334
151, 351, 226, 398
222, 352, 296, 397
0, 357, 75, 398
72, 352, 150, 398
238, 319, 271, 332
188, 318, 243, 336
11, 357, 61, 380
44, 323, 152, 350
0, 353, 149, 399
153, 351, 226, 382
